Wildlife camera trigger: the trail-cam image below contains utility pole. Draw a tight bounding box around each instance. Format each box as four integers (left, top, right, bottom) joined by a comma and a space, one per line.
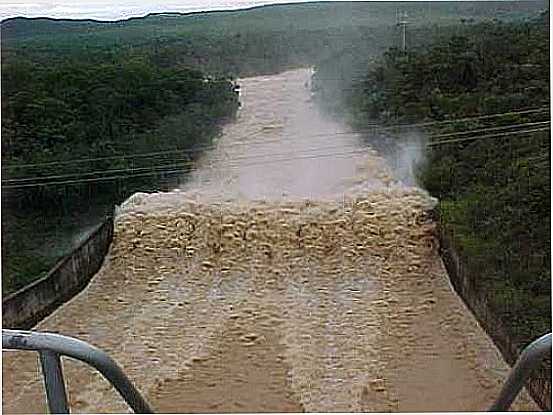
396, 10, 408, 52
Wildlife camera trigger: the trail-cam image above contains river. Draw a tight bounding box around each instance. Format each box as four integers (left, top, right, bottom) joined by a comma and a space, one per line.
2, 68, 537, 413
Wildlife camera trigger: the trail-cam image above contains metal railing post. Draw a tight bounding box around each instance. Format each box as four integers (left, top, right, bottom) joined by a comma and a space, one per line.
489, 333, 552, 411
3, 329, 153, 413
39, 351, 70, 414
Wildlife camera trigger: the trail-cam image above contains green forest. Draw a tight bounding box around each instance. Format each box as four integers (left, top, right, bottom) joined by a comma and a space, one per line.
317, 10, 550, 350
1, 58, 239, 292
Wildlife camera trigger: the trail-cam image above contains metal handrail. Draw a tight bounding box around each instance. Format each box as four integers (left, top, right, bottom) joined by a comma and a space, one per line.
489, 332, 552, 411
2, 329, 153, 414
3, 329, 550, 413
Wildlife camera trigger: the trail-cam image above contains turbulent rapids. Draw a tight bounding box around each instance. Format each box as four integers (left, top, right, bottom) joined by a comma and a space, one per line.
2, 69, 537, 413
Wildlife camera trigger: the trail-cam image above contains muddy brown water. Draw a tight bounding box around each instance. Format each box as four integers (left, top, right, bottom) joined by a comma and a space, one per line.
2, 69, 537, 413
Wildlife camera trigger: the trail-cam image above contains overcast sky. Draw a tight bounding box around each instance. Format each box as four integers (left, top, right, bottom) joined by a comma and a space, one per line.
0, 0, 398, 21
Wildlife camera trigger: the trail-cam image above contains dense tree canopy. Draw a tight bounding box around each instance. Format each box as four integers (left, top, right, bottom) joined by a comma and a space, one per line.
1, 46, 240, 294
1, 56, 239, 209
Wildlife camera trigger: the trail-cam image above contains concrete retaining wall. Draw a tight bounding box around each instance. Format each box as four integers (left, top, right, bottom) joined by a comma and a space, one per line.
2, 217, 114, 329
438, 222, 551, 411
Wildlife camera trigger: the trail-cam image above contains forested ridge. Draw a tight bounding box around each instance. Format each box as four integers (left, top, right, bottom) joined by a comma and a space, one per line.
2, 1, 546, 76
322, 10, 551, 348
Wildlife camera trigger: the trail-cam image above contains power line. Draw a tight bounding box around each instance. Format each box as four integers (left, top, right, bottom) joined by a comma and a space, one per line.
4, 124, 550, 184
3, 127, 550, 189
427, 127, 550, 147
1, 129, 263, 170
2, 138, 370, 184
2, 149, 371, 189
3, 160, 196, 184
424, 120, 550, 139
3, 138, 386, 183
362, 107, 550, 130
2, 108, 549, 171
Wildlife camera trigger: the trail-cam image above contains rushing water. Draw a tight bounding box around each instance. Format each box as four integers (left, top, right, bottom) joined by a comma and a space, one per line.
116, 68, 402, 216
2, 68, 537, 414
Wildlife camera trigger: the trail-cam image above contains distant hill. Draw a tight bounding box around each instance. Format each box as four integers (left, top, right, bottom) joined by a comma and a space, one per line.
2, 1, 547, 45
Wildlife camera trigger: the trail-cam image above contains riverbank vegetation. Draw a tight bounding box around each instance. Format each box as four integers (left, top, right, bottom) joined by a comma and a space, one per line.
1, 43, 242, 294
1, 57, 239, 293
327, 10, 550, 349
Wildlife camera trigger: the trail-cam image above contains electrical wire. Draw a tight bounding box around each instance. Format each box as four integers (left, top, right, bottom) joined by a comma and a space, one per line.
3, 126, 550, 189
426, 127, 551, 147
421, 120, 550, 139
360, 107, 550, 130
4, 125, 550, 184
2, 108, 549, 171
1, 129, 263, 170
1, 148, 371, 189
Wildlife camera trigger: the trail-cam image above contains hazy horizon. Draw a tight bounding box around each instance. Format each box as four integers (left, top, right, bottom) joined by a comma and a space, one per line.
0, 0, 503, 22
2, 0, 365, 22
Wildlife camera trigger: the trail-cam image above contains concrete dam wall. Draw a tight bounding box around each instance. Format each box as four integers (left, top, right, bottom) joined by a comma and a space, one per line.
439, 222, 551, 411
2, 217, 114, 329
